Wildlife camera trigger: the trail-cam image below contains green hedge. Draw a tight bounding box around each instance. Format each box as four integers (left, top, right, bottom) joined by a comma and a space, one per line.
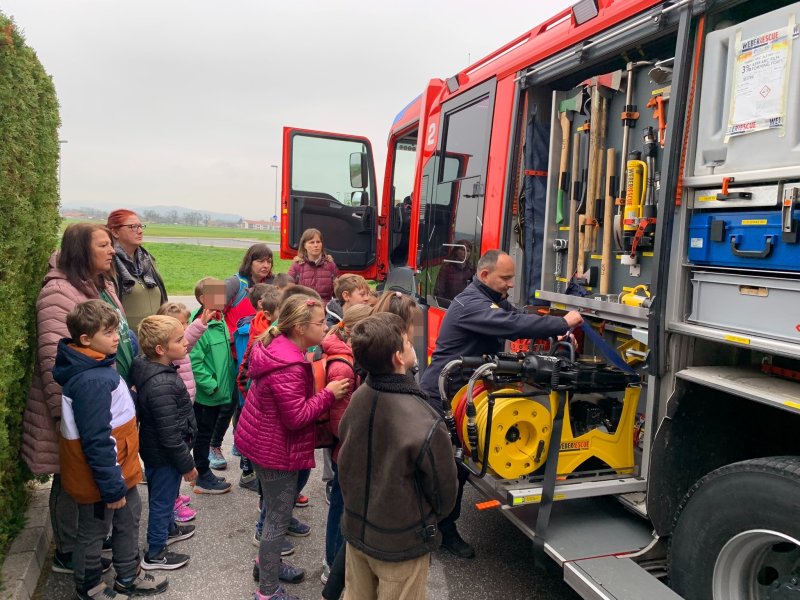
0, 13, 61, 561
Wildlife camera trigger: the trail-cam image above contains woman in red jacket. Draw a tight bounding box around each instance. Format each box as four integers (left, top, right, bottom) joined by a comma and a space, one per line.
287, 229, 339, 304
234, 294, 348, 600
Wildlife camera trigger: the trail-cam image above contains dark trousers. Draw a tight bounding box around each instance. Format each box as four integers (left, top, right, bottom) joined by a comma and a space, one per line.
210, 398, 235, 448
322, 541, 347, 600
324, 463, 344, 567
73, 486, 141, 593
439, 461, 469, 536
144, 464, 181, 557
49, 473, 78, 555
256, 468, 310, 534
193, 402, 221, 475
254, 467, 298, 595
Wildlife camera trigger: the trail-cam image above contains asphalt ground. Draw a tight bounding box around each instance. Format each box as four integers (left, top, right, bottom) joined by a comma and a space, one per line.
35, 437, 580, 600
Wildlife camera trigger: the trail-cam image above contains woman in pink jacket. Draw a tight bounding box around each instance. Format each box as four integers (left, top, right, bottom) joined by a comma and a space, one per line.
22, 222, 134, 574
235, 294, 348, 600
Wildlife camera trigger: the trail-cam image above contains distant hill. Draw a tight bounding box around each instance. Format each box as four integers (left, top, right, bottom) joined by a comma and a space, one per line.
61, 204, 243, 223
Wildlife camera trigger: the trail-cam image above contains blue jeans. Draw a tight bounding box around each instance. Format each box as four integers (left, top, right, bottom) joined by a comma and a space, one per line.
324, 463, 344, 567
256, 468, 310, 534
144, 464, 181, 557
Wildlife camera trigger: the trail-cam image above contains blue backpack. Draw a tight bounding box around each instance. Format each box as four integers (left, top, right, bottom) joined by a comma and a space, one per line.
233, 314, 254, 406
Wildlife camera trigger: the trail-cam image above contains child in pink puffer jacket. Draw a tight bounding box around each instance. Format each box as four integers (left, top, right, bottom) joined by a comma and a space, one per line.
156, 302, 214, 522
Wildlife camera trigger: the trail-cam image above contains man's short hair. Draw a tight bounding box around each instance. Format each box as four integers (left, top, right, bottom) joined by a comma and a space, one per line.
67, 300, 120, 343
351, 313, 406, 375
138, 315, 183, 359
273, 273, 292, 289
260, 285, 282, 315
248, 283, 272, 309
477, 249, 507, 272
279, 284, 321, 306
194, 276, 222, 302
334, 274, 369, 303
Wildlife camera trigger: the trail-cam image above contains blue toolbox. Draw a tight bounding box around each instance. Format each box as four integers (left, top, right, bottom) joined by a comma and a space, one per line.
688, 208, 800, 272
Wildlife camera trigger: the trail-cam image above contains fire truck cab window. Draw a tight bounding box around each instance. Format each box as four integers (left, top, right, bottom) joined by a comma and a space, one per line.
290, 135, 374, 207
389, 136, 417, 266
419, 90, 493, 308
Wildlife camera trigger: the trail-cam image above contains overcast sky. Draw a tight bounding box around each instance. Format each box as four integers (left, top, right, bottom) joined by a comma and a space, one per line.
3, 0, 574, 219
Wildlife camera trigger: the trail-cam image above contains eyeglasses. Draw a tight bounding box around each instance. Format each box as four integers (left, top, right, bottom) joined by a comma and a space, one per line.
120, 224, 146, 231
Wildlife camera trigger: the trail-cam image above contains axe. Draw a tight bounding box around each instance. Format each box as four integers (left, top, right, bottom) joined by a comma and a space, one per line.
556, 88, 585, 224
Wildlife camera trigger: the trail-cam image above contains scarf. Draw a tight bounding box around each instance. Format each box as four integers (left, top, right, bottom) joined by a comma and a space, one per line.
365, 372, 429, 404
113, 243, 159, 295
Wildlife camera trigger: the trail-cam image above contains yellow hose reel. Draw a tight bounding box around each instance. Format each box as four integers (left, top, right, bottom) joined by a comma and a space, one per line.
451, 382, 640, 480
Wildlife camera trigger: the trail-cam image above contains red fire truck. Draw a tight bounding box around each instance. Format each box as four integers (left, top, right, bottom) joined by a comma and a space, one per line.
281, 0, 800, 597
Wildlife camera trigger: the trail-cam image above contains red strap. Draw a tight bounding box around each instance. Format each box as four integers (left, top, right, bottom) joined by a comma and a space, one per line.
524, 169, 548, 177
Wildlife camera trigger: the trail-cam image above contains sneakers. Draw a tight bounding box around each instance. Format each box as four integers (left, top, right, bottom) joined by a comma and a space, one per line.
252, 558, 305, 584
287, 517, 310, 537
320, 561, 330, 585
113, 570, 168, 596
441, 528, 476, 559
251, 530, 295, 556
294, 494, 309, 507
253, 586, 300, 600
75, 582, 128, 599
193, 470, 232, 494
239, 472, 259, 492
325, 481, 333, 505
231, 444, 242, 457
208, 446, 227, 470
173, 504, 196, 522
174, 494, 191, 508
167, 524, 195, 545
141, 548, 190, 571
51, 552, 111, 575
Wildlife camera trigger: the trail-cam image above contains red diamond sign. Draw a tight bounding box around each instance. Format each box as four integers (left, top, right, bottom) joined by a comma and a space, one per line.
760, 85, 771, 98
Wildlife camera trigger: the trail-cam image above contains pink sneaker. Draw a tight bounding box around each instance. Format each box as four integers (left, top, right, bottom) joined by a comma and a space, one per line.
174, 495, 191, 509
174, 504, 197, 522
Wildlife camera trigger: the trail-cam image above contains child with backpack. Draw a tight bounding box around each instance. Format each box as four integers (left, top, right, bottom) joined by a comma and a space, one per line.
235, 294, 349, 600
319, 304, 372, 585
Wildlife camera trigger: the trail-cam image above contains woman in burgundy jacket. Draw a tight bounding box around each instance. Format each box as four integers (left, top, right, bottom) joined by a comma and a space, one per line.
287, 228, 339, 304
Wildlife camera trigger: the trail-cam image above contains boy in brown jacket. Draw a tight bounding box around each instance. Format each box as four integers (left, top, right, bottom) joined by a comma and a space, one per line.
337, 312, 458, 599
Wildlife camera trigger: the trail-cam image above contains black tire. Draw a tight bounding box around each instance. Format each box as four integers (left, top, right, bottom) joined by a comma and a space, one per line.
669, 456, 800, 600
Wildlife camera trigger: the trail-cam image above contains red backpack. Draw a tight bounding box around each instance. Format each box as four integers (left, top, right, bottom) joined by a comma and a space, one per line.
306, 348, 354, 448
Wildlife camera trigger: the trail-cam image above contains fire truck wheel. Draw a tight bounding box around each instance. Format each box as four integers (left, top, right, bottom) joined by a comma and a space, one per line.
669, 456, 800, 600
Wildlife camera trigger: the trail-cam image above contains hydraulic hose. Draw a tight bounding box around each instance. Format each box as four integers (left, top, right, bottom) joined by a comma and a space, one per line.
466, 363, 497, 453
438, 359, 464, 448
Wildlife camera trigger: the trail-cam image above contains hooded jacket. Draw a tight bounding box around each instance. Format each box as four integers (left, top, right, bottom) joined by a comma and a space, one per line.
338, 373, 458, 562
173, 319, 207, 402
23, 255, 125, 474
53, 340, 142, 504
288, 255, 339, 304
129, 356, 197, 474
234, 334, 335, 471
189, 309, 235, 407
420, 278, 570, 411
320, 334, 358, 462
325, 298, 344, 328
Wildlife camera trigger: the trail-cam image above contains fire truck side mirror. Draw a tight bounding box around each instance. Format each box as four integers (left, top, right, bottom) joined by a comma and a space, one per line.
349, 152, 368, 189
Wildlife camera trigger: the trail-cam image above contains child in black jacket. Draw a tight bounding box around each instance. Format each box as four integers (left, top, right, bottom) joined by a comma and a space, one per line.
131, 315, 198, 570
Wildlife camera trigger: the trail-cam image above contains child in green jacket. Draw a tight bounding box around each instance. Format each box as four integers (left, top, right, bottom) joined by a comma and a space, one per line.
189, 277, 234, 494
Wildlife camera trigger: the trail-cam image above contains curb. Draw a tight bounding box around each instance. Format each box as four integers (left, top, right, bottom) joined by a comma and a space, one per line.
1, 481, 52, 600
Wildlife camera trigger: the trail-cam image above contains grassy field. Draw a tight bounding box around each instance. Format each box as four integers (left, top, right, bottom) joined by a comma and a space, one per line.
61, 219, 279, 242
149, 243, 293, 295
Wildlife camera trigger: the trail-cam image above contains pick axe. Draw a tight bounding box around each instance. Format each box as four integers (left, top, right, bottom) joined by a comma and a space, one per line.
556, 88, 585, 225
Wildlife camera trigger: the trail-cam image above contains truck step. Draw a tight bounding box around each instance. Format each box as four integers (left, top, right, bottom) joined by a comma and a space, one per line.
565, 556, 682, 600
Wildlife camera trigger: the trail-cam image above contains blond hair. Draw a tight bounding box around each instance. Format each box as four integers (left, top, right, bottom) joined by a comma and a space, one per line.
157, 302, 190, 322
138, 315, 183, 359
333, 273, 370, 303
326, 303, 373, 342
256, 294, 323, 347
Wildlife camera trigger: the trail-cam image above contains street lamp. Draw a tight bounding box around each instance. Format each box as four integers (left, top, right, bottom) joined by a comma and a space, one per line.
58, 139, 68, 193
270, 164, 279, 229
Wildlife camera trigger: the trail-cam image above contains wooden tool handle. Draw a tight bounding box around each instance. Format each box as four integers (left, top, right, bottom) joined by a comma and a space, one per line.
565, 132, 581, 282
600, 148, 616, 295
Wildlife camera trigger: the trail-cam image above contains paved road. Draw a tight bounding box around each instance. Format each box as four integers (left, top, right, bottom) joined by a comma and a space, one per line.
145, 236, 279, 250
36, 439, 580, 599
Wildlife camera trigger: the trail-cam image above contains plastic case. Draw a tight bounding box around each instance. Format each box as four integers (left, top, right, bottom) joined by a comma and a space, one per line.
688, 271, 800, 343
688, 209, 800, 271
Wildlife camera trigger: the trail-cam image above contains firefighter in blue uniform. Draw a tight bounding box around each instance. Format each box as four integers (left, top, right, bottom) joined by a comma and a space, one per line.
420, 249, 583, 558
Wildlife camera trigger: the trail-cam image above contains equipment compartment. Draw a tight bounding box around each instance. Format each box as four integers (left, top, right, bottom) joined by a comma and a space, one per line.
688, 271, 800, 343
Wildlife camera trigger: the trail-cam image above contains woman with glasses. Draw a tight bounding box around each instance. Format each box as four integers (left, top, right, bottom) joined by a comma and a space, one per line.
107, 209, 168, 331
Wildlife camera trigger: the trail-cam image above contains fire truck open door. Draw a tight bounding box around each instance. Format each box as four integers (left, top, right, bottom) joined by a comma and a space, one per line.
280, 127, 381, 280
